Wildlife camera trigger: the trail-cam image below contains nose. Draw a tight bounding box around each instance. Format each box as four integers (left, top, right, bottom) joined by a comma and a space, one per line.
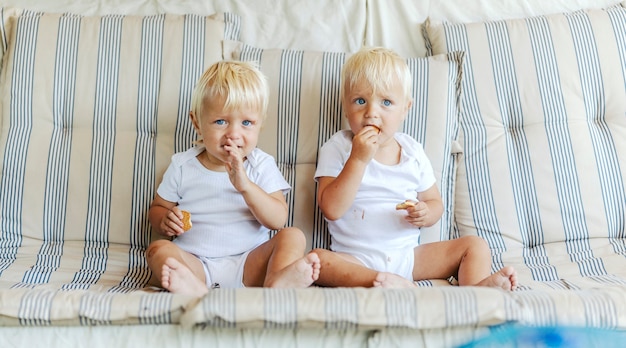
225, 124, 242, 140
365, 103, 379, 118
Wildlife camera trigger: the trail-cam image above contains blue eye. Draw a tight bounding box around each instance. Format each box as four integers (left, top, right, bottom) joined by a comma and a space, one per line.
355, 98, 366, 105
242, 120, 252, 126
215, 119, 226, 125
383, 99, 392, 106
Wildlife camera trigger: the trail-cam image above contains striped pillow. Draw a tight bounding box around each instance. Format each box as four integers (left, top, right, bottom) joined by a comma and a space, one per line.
225, 40, 464, 250
0, 9, 239, 289
425, 6, 626, 286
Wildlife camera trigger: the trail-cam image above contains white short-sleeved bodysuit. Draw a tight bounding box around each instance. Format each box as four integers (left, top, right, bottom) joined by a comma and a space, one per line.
157, 146, 290, 286
314, 130, 436, 279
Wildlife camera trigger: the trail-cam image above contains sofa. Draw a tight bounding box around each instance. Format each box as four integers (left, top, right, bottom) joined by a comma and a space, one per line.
1, 0, 626, 346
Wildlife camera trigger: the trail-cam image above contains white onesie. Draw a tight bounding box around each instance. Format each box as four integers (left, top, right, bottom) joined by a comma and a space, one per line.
157, 146, 290, 287
314, 130, 436, 280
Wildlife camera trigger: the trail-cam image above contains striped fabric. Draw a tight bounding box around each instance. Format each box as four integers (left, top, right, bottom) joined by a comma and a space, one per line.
182, 285, 626, 329
0, 8, 240, 322
425, 6, 626, 290
225, 40, 464, 249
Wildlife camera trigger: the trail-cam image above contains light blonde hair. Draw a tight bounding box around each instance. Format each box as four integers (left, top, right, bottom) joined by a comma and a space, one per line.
190, 60, 269, 120
341, 47, 412, 102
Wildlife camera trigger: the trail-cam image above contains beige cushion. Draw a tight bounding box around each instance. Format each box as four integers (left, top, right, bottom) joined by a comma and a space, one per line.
425, 5, 626, 289
225, 40, 464, 250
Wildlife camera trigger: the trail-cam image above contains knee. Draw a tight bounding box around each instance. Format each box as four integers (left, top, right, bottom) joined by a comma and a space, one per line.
274, 227, 306, 246
461, 235, 489, 253
146, 239, 171, 259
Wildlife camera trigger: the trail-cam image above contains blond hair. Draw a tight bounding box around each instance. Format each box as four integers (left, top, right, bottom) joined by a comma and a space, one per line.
190, 60, 269, 119
341, 47, 412, 102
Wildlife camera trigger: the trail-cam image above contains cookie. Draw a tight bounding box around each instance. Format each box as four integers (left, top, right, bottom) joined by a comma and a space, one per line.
181, 210, 192, 231
395, 200, 416, 210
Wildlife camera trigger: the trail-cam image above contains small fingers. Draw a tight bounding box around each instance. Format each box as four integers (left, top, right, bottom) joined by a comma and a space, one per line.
162, 210, 184, 236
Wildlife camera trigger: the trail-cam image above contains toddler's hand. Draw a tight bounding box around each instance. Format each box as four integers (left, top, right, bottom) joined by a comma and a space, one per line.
404, 201, 431, 228
350, 126, 380, 163
160, 207, 185, 237
223, 138, 250, 192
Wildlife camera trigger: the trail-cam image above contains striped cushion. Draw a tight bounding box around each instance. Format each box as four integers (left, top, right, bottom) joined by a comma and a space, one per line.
0, 7, 239, 316
225, 40, 463, 250
180, 285, 626, 330
425, 6, 626, 288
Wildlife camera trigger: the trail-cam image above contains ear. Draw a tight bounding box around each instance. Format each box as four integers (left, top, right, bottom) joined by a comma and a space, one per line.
189, 111, 201, 134
402, 98, 413, 120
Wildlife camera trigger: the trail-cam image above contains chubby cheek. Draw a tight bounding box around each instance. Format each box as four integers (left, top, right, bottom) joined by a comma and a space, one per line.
241, 133, 259, 154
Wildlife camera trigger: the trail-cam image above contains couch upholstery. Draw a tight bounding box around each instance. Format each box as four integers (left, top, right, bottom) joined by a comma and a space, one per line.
1, 1, 626, 347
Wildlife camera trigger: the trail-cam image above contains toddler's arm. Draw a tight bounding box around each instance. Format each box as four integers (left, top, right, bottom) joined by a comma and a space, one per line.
317, 128, 378, 220
223, 140, 289, 229
241, 187, 289, 230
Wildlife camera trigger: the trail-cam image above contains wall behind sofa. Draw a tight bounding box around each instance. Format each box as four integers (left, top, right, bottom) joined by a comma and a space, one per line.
4, 0, 622, 58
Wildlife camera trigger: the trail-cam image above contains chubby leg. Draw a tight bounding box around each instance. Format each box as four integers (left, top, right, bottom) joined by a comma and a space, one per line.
313, 248, 416, 288
244, 227, 321, 288
413, 235, 517, 290
146, 239, 208, 296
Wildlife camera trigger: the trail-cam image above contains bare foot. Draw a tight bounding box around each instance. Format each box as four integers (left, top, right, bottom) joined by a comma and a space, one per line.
161, 257, 209, 296
476, 266, 517, 291
373, 272, 417, 288
266, 252, 321, 288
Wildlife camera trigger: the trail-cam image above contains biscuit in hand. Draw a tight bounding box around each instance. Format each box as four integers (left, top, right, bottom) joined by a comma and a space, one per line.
181, 210, 192, 231
395, 200, 417, 210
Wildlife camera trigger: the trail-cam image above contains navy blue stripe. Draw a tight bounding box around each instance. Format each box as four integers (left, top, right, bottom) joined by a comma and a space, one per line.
22, 13, 81, 285
223, 13, 240, 42
115, 14, 166, 291
263, 288, 297, 329
0, 11, 41, 276
383, 287, 418, 326
71, 15, 125, 287
515, 291, 559, 326
564, 12, 608, 276
579, 290, 619, 327
312, 52, 344, 249
138, 293, 173, 324
202, 288, 236, 328
528, 15, 588, 279
18, 289, 55, 325
174, 15, 205, 153
443, 288, 478, 326
486, 20, 557, 280
593, 8, 626, 243
486, 21, 543, 247
442, 23, 507, 262
276, 50, 303, 229
323, 288, 358, 329
78, 292, 114, 325
527, 14, 606, 278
